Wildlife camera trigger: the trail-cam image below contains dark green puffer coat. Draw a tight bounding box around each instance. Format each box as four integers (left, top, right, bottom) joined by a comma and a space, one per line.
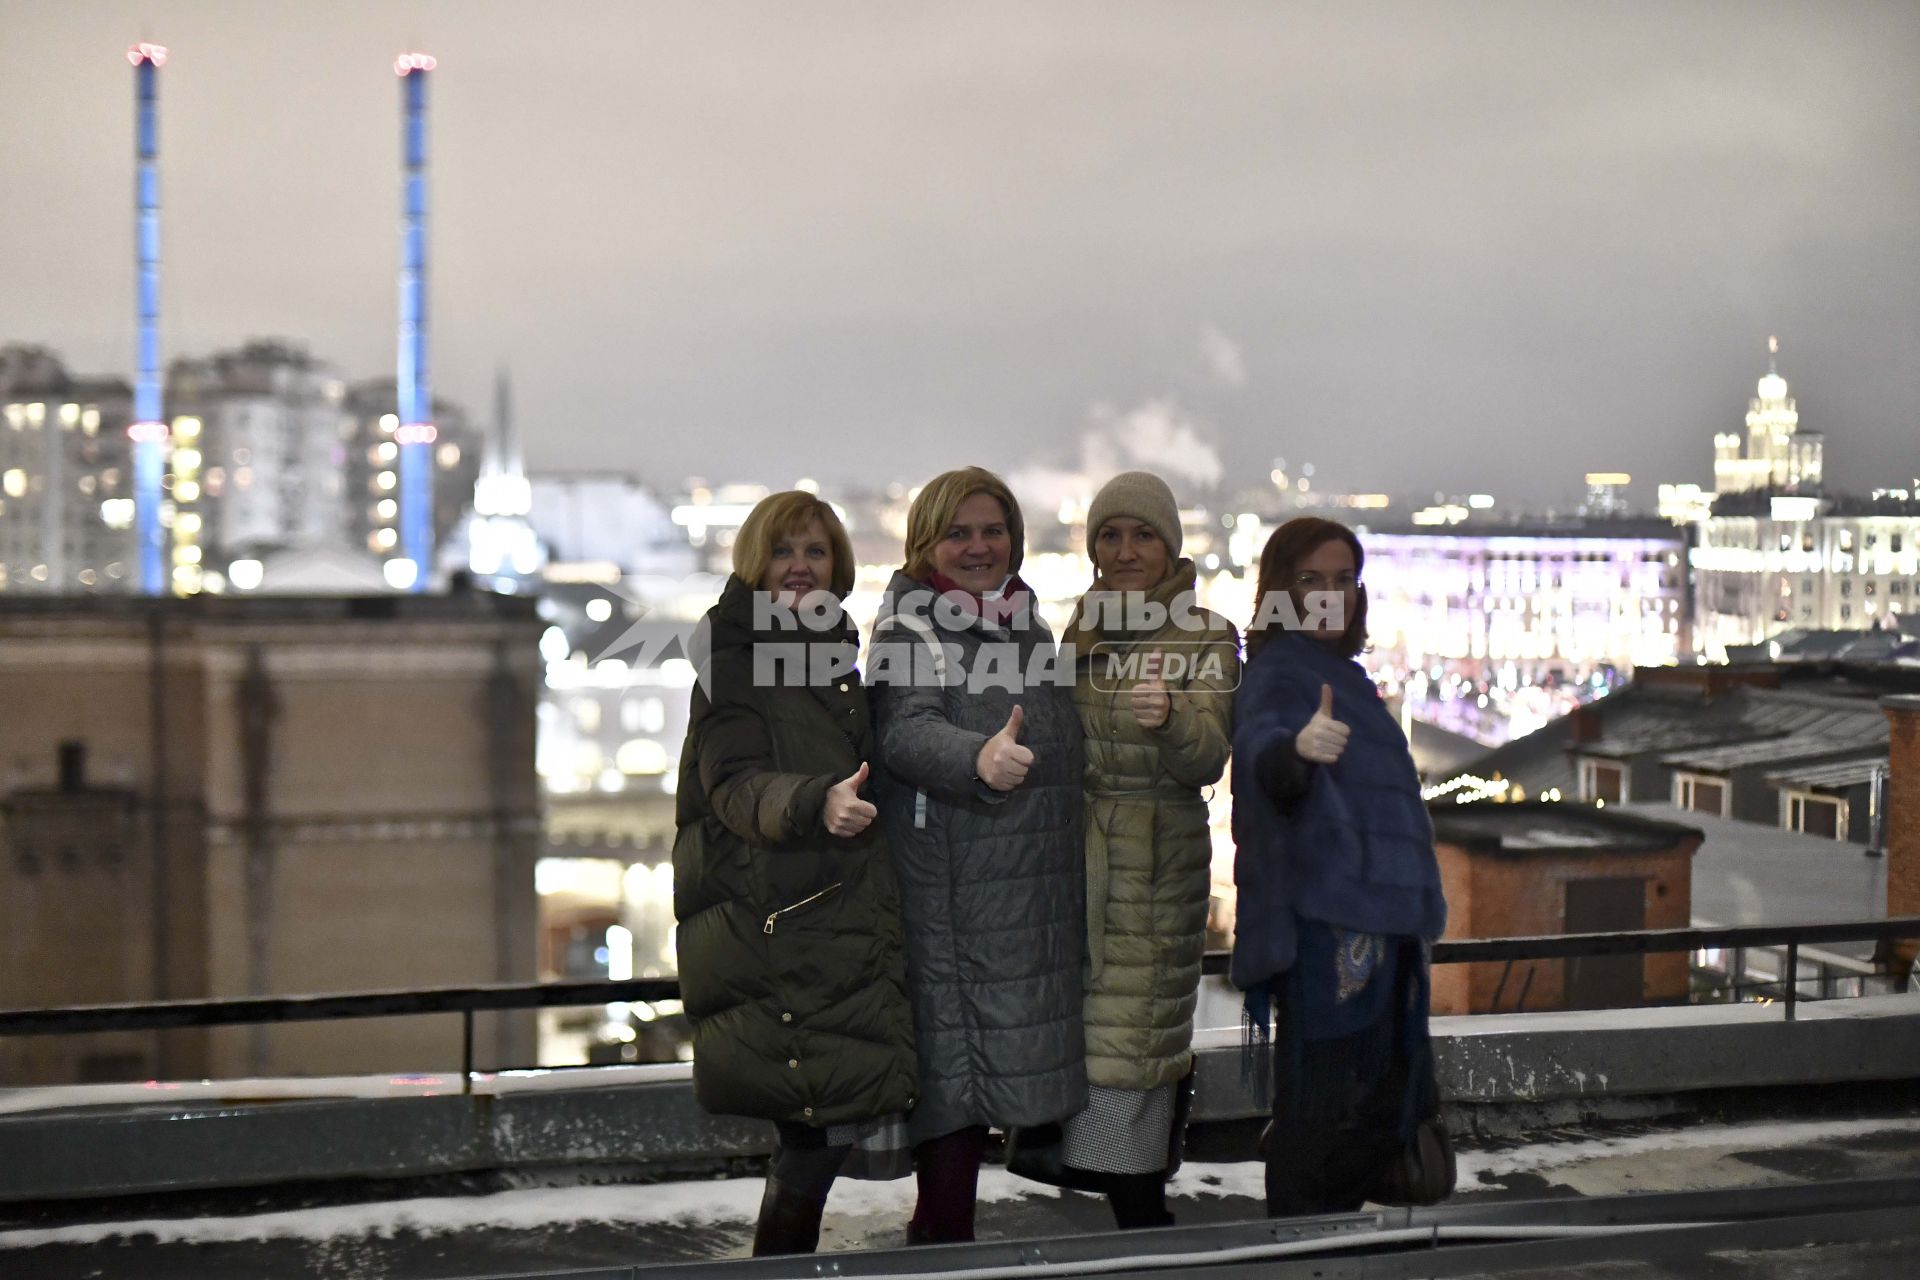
672, 574, 917, 1128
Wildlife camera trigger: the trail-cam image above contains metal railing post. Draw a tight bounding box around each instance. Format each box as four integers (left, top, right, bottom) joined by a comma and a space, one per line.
1784, 943, 1799, 1021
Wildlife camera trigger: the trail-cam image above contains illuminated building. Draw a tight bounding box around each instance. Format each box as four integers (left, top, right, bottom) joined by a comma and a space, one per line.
1689, 340, 1919, 660
1361, 520, 1691, 737
448, 369, 546, 589
1713, 337, 1823, 496
1581, 473, 1633, 518
1690, 496, 1920, 661
0, 345, 137, 593
343, 377, 478, 583
161, 341, 351, 591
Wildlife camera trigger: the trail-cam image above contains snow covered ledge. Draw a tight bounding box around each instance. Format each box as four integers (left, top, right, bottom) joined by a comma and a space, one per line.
1189, 991, 1920, 1124
3, 996, 1919, 1203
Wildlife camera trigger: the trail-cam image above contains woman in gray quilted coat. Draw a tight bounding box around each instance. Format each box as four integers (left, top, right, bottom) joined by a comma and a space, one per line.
868, 466, 1087, 1244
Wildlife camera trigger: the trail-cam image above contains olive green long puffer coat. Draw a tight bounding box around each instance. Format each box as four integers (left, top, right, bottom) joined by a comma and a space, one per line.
1064, 558, 1239, 1091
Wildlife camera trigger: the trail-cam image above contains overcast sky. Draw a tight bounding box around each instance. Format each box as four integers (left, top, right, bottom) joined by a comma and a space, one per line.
4, 1, 1917, 507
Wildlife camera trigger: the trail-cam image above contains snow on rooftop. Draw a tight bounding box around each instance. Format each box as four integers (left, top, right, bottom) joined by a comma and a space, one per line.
5, 1118, 1920, 1253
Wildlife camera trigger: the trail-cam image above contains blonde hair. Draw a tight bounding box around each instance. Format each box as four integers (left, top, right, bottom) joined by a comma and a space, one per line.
902, 466, 1025, 581
732, 491, 856, 598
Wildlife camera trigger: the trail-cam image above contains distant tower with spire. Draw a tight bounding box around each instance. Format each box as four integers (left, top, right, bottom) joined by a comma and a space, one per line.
460, 366, 544, 589
1713, 336, 1824, 495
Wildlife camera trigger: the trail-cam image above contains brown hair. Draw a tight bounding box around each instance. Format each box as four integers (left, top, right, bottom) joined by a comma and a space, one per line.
1245, 516, 1368, 661
732, 491, 856, 598
902, 466, 1025, 582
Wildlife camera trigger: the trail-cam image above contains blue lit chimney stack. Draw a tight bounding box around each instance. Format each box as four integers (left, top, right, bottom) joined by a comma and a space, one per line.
128, 42, 169, 595
393, 51, 438, 592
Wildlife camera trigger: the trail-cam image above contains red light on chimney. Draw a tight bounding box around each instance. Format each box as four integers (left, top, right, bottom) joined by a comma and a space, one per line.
393, 52, 438, 76
126, 42, 169, 68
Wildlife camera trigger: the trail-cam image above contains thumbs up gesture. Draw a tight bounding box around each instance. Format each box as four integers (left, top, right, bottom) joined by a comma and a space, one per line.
976, 704, 1035, 792
823, 762, 877, 837
1130, 651, 1171, 730
1294, 684, 1350, 765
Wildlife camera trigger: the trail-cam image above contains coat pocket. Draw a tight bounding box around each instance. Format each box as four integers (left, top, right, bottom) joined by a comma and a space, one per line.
762, 881, 845, 935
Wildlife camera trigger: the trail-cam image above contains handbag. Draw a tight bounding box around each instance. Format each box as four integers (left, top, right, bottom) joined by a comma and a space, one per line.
1165, 1061, 1197, 1177
1002, 1122, 1109, 1192
1366, 1113, 1455, 1206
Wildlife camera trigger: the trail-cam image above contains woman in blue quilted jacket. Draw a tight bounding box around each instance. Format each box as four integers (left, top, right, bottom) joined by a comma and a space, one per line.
1229, 517, 1449, 1216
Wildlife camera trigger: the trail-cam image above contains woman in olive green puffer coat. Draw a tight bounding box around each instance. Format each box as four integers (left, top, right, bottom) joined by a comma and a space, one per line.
672, 492, 917, 1256
1055, 471, 1239, 1229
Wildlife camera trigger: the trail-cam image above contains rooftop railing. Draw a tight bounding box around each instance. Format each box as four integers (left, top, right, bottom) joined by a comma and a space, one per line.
3, 917, 1916, 1092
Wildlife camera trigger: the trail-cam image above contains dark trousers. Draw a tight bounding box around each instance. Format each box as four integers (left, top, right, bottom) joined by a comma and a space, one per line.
909, 1125, 989, 1244
753, 1121, 851, 1256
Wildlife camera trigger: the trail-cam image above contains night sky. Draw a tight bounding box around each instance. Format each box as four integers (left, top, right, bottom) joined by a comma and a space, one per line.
5, 1, 1917, 507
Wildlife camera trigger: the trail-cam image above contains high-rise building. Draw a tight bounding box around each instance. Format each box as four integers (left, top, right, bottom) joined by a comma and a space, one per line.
1713, 338, 1824, 495
344, 376, 479, 580
0, 345, 137, 593
162, 340, 351, 589
1689, 339, 1919, 659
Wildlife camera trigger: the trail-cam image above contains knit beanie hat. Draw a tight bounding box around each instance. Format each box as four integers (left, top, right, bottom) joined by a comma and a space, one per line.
1085, 471, 1183, 563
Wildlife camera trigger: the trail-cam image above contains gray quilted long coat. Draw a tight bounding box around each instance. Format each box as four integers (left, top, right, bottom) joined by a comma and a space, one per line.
868, 570, 1087, 1144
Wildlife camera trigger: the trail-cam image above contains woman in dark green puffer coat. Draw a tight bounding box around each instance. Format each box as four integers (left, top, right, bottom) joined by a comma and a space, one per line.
672, 491, 917, 1256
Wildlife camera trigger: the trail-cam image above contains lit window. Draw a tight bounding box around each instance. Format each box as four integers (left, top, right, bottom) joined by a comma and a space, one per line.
373, 527, 397, 550
375, 470, 397, 491
59, 403, 79, 428
82, 406, 100, 433
437, 443, 461, 469
378, 413, 399, 434
374, 442, 397, 464
2, 469, 25, 498
175, 480, 200, 502
173, 416, 201, 440
382, 558, 418, 590
376, 498, 397, 521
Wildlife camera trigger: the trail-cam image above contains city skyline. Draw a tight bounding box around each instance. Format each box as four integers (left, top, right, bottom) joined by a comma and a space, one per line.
4, 2, 1918, 507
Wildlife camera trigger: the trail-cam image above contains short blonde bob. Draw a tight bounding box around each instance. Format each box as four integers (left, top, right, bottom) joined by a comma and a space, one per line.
902, 466, 1025, 582
731, 491, 857, 598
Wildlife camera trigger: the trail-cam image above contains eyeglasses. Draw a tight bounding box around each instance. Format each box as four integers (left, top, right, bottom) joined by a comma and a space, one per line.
1293, 571, 1360, 591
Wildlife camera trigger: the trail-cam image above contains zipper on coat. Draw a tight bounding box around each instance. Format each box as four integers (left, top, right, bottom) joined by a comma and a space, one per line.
763, 881, 844, 935
914, 788, 928, 830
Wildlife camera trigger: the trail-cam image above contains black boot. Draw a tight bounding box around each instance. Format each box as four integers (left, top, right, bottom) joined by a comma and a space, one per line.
752, 1178, 829, 1256
1106, 1171, 1175, 1230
